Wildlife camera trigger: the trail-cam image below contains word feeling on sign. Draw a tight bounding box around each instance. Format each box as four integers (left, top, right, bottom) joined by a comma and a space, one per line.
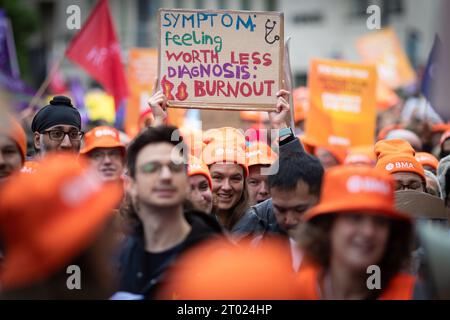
158, 9, 284, 111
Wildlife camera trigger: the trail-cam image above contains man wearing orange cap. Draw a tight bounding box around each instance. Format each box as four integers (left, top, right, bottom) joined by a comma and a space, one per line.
297, 165, 417, 299
245, 141, 277, 206
375, 139, 426, 192
80, 126, 126, 182
0, 116, 27, 184
115, 126, 224, 300
187, 156, 213, 214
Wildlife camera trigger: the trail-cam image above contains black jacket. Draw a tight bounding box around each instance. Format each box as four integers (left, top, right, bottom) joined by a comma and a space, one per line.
116, 210, 225, 299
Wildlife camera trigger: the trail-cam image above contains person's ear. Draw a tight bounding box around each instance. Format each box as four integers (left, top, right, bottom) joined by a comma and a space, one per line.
124, 174, 136, 198
33, 132, 41, 151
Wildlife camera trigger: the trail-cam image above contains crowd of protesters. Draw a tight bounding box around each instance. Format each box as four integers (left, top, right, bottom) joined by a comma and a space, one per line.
1, 82, 450, 300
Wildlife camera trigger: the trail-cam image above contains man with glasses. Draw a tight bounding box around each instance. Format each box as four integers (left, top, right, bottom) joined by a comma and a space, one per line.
80, 126, 125, 182
375, 139, 427, 192
113, 125, 224, 300
31, 96, 83, 156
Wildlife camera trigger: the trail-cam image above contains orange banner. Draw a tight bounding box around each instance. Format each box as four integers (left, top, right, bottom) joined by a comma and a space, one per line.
125, 48, 158, 138
305, 59, 377, 148
356, 28, 416, 89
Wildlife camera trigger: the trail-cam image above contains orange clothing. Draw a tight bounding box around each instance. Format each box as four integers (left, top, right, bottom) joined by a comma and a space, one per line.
297, 265, 416, 300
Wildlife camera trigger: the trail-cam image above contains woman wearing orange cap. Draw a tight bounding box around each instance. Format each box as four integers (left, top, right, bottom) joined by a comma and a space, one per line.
187, 156, 213, 214
297, 166, 416, 300
201, 137, 250, 230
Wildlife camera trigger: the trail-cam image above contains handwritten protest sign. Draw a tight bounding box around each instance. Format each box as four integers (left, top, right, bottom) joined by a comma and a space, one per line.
158, 9, 284, 111
356, 28, 416, 89
305, 59, 377, 148
125, 48, 158, 137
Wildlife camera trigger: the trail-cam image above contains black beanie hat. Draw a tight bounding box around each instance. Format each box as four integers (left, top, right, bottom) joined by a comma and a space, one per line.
31, 96, 81, 133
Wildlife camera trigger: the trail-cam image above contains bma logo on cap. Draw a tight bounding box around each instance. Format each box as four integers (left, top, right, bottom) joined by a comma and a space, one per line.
95, 128, 117, 138
347, 175, 390, 195
386, 161, 415, 171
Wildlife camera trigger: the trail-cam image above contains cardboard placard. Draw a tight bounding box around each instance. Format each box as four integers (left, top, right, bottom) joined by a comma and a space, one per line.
125, 48, 158, 138
158, 9, 284, 111
305, 59, 377, 148
356, 28, 416, 89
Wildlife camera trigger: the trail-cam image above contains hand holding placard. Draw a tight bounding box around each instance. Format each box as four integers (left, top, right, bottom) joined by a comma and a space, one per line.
269, 89, 290, 129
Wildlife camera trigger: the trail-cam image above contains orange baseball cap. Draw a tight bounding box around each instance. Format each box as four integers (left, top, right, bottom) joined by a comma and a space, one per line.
303, 165, 411, 222
245, 141, 277, 167
179, 127, 205, 159
203, 127, 246, 150
0, 116, 27, 162
188, 155, 212, 189
374, 139, 425, 182
158, 238, 302, 299
0, 153, 122, 290
415, 152, 439, 171
202, 140, 248, 177
344, 145, 377, 166
80, 126, 126, 155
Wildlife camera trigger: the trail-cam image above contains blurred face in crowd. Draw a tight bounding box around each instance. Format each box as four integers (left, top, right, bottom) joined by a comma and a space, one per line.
34, 124, 82, 155
392, 172, 425, 192
188, 174, 213, 214
330, 213, 390, 272
0, 134, 23, 183
128, 142, 188, 209
315, 147, 339, 170
247, 165, 270, 206
210, 163, 244, 212
425, 175, 440, 197
87, 147, 125, 182
271, 180, 318, 239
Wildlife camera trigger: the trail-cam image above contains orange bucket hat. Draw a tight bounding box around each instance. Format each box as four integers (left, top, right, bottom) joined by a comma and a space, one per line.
158, 238, 302, 299
374, 139, 425, 182
80, 126, 126, 155
245, 141, 277, 167
202, 139, 248, 177
303, 165, 411, 222
188, 155, 212, 189
20, 160, 41, 174
0, 116, 27, 162
415, 152, 439, 171
0, 153, 122, 290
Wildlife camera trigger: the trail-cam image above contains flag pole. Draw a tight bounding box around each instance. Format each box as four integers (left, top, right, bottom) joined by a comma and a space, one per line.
26, 53, 66, 111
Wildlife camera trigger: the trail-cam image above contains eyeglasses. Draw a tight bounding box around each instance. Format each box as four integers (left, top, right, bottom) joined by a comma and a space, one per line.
394, 181, 423, 191
139, 161, 186, 174
88, 149, 123, 161
42, 129, 84, 141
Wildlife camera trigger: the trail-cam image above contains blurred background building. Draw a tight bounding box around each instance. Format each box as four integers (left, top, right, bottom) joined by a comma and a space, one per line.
9, 0, 445, 88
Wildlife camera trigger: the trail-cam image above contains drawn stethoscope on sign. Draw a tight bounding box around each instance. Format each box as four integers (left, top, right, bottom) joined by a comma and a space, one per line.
265, 19, 280, 44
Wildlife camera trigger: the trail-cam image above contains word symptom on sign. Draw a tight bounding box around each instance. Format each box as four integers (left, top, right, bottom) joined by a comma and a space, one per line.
158, 9, 284, 111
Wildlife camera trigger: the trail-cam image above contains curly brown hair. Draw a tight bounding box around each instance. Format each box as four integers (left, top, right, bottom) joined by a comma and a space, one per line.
299, 212, 414, 297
